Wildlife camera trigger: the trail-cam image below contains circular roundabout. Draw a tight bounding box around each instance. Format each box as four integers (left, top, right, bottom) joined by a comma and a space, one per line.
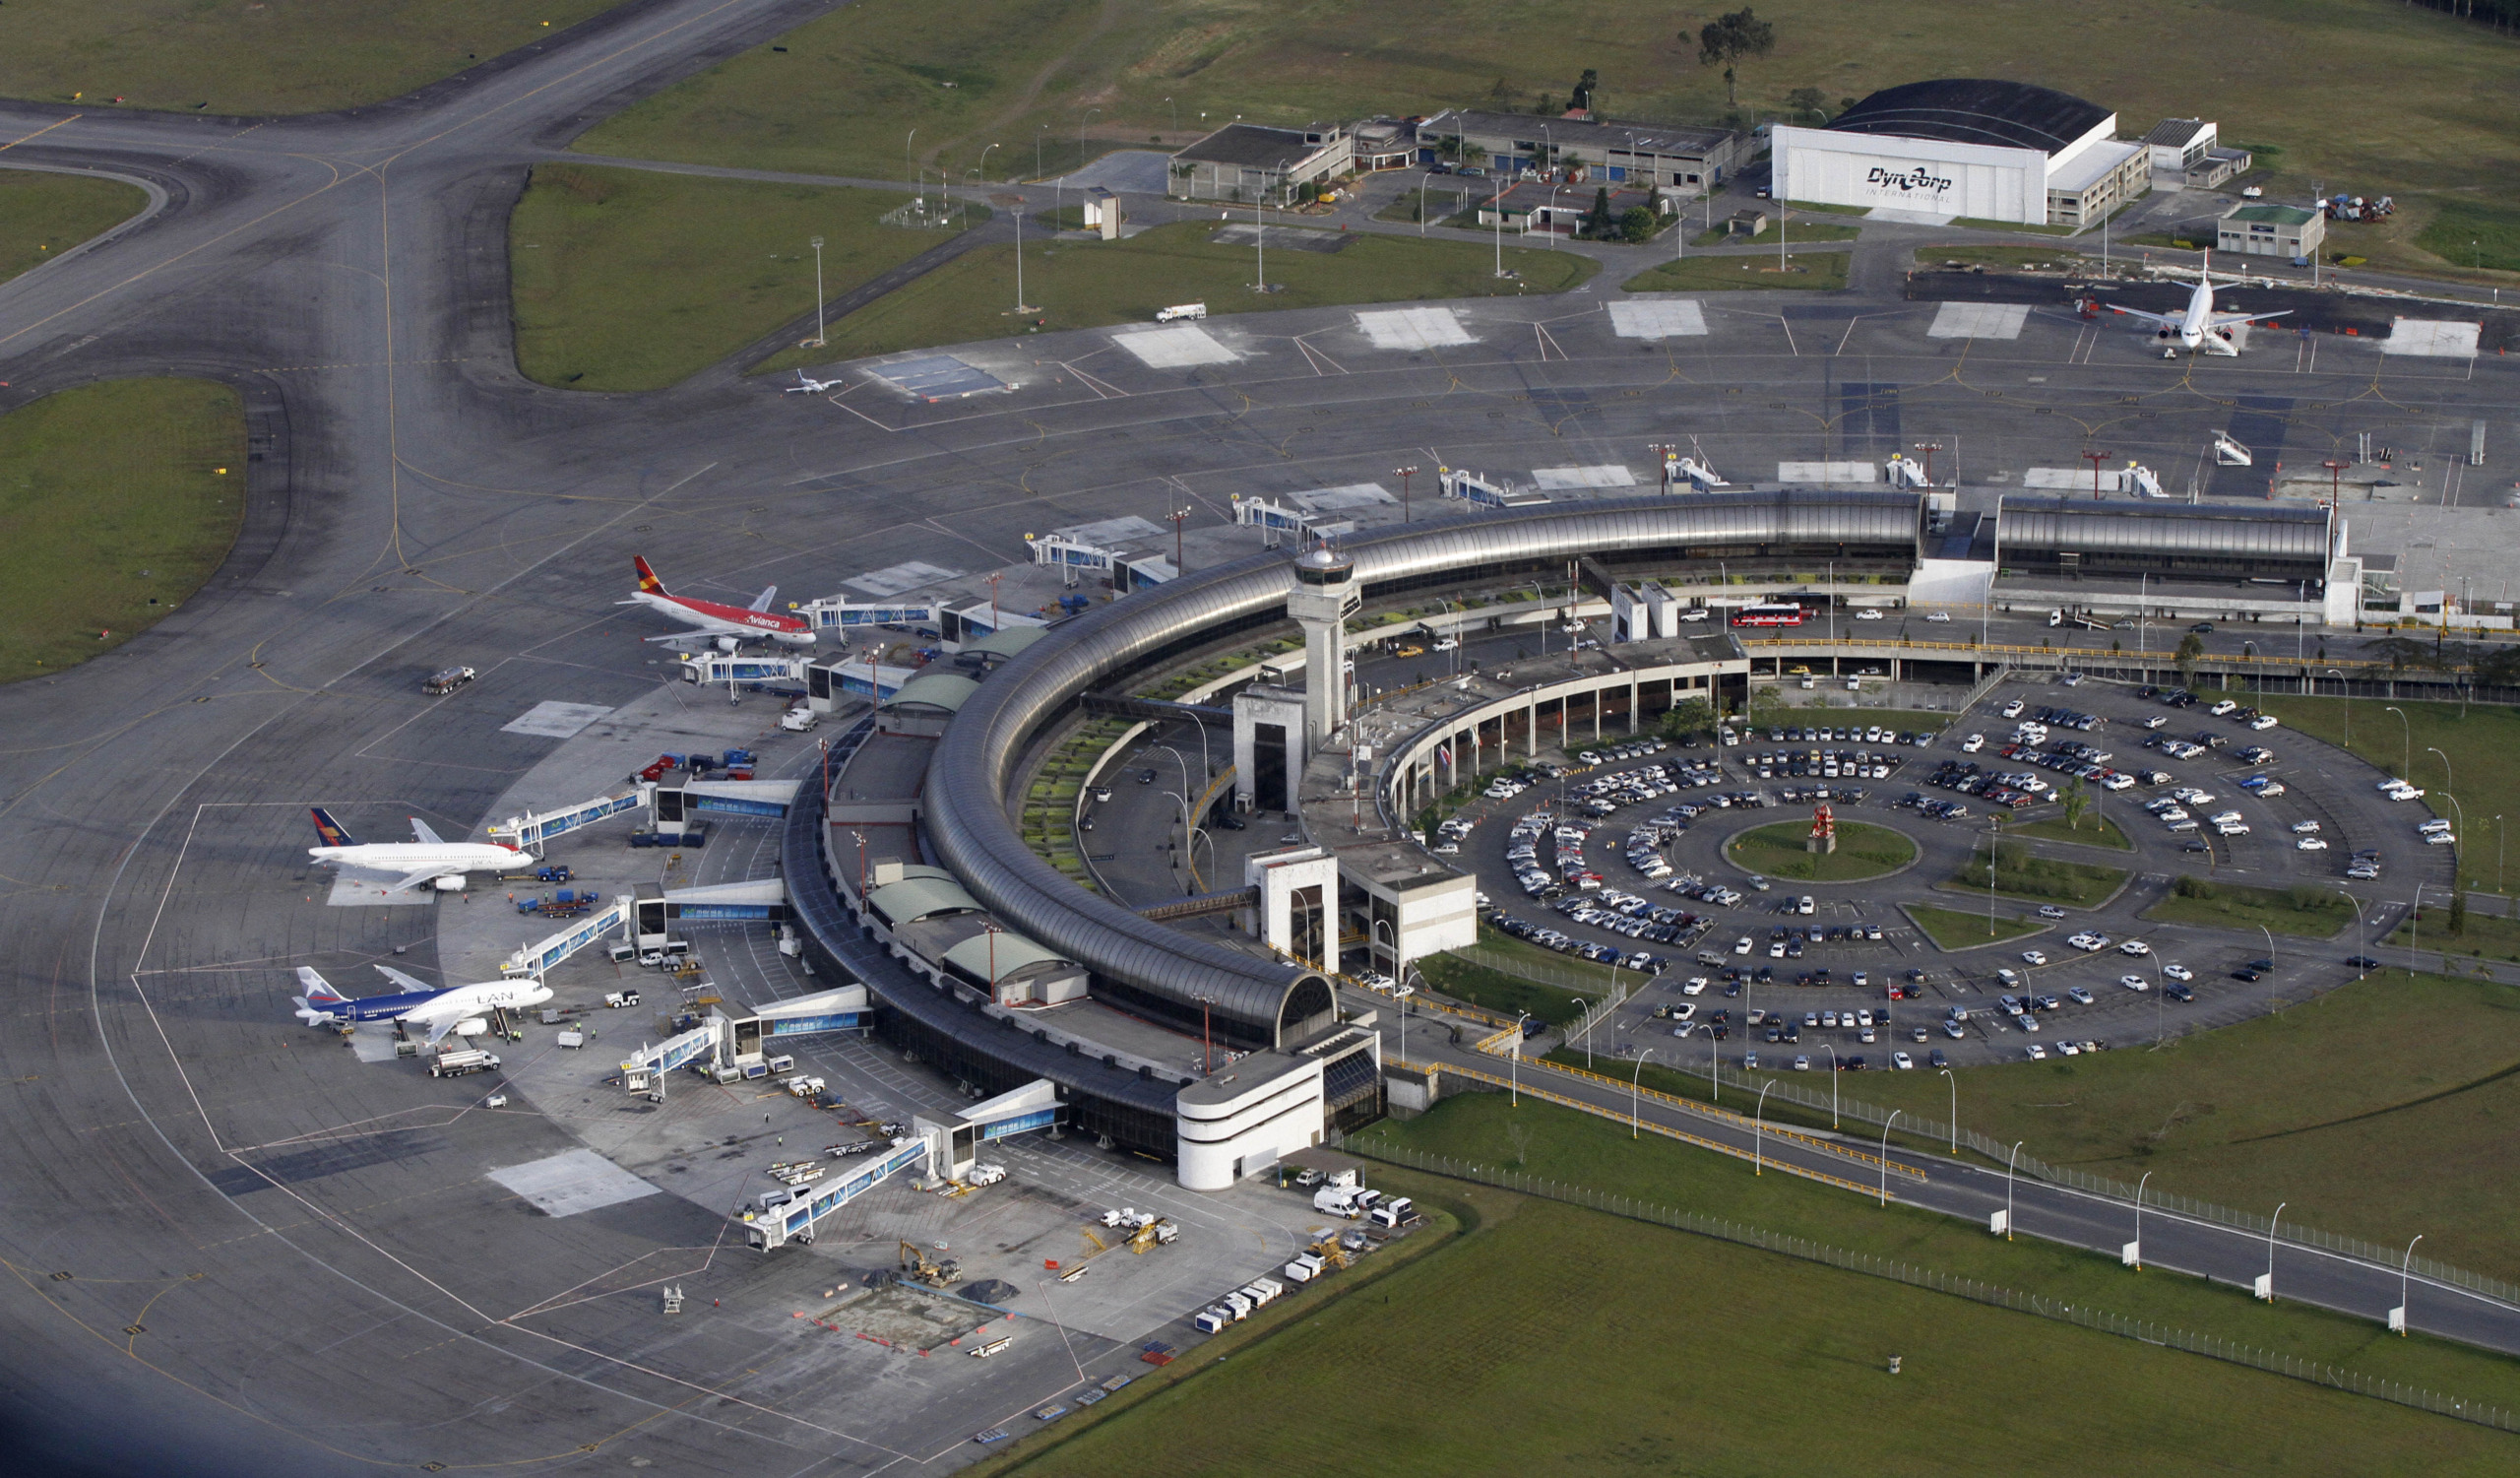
1722, 818, 1920, 883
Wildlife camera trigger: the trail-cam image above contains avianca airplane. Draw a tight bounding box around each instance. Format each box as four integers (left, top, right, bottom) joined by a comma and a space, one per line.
293, 964, 552, 1045
2107, 250, 2290, 356
625, 556, 816, 650
307, 808, 531, 892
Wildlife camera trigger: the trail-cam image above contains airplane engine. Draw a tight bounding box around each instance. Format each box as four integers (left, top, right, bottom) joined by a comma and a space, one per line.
715, 634, 740, 653
433, 874, 466, 891
452, 1018, 491, 1037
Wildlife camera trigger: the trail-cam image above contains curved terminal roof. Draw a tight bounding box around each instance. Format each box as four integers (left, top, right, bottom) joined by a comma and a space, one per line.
923, 492, 1924, 1046
865, 871, 980, 928
1999, 498, 2331, 565
941, 931, 1073, 986
1829, 80, 2111, 157
883, 671, 980, 714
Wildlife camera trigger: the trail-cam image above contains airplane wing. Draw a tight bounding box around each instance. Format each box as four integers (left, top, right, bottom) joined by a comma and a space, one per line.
748, 586, 779, 612
409, 817, 445, 845
388, 867, 452, 892
372, 963, 435, 994
416, 1012, 463, 1047
2105, 303, 2182, 329
2207, 309, 2289, 328
643, 631, 702, 645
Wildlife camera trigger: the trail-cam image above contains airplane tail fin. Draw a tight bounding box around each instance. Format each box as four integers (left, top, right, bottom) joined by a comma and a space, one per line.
293, 966, 347, 1024
409, 816, 445, 846
309, 807, 356, 849
634, 556, 667, 596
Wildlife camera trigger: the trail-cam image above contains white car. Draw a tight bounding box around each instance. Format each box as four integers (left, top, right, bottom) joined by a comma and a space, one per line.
2037, 905, 2067, 920
2142, 716, 2168, 730
2297, 837, 2329, 851
2056, 1040, 2082, 1057
2291, 820, 2321, 834
1962, 734, 1985, 753
2026, 1044, 2048, 1060
2162, 963, 2193, 982
1857, 609, 1885, 621
2426, 831, 2457, 845
1431, 636, 1458, 651
2118, 939, 2150, 956
2209, 700, 2239, 717
2021, 950, 2048, 966
2210, 810, 2244, 826
1682, 977, 1709, 996
2248, 715, 2280, 731
2119, 974, 2150, 991
2002, 700, 2027, 719
1670, 1003, 1697, 1022
1926, 610, 1953, 623
1892, 1051, 1915, 1069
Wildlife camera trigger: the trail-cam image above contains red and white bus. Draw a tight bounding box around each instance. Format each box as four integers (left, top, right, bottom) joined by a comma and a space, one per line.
1730, 604, 1808, 628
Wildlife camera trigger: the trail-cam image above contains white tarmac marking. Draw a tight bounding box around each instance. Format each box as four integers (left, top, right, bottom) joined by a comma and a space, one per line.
500, 701, 614, 739
1607, 299, 1708, 339
1354, 306, 1472, 350
1927, 302, 2028, 339
1111, 325, 1236, 368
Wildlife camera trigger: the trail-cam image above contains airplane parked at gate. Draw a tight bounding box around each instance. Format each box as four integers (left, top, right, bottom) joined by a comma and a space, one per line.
783, 370, 841, 394
625, 556, 816, 650
293, 964, 552, 1044
2106, 251, 2290, 356
307, 808, 531, 892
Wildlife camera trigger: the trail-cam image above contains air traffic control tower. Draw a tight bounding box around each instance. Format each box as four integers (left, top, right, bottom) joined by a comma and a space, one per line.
1287, 542, 1358, 746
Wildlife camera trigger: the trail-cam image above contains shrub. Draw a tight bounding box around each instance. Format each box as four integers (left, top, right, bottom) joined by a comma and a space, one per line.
2175, 876, 2219, 900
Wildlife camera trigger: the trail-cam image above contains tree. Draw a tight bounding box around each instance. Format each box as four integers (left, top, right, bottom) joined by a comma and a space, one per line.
2174, 631, 2205, 686
1785, 86, 1828, 122
1693, 8, 1776, 109
2450, 886, 2469, 936
1582, 185, 1613, 237
1570, 68, 1601, 113
1618, 205, 1657, 242
2477, 645, 2520, 688
1664, 695, 1717, 738
2059, 777, 2090, 833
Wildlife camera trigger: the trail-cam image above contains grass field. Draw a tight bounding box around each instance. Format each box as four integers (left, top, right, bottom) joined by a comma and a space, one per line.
2256, 694, 2516, 895
0, 0, 625, 115
2391, 906, 2520, 962
757, 220, 1594, 368
1949, 842, 2128, 905
1416, 951, 1587, 1027
1725, 819, 1916, 882
2417, 198, 2520, 274
578, 0, 2520, 236
1620, 250, 1850, 293
2143, 876, 2356, 939
1909, 903, 2047, 948
508, 164, 961, 392
995, 1178, 2520, 1476
0, 171, 149, 288
0, 379, 245, 683
2008, 813, 2134, 850
1797, 966, 2520, 1281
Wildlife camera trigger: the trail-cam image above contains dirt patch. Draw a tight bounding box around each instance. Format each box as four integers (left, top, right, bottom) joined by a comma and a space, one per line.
821, 1282, 996, 1352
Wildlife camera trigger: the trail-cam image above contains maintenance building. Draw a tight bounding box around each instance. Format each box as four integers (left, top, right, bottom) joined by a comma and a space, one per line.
1770, 79, 2149, 226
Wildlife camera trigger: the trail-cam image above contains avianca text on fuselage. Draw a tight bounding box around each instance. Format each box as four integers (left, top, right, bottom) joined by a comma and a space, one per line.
625, 556, 816, 650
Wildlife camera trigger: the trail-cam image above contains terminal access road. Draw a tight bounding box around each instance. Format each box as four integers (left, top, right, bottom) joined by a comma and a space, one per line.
8, 3, 2520, 1467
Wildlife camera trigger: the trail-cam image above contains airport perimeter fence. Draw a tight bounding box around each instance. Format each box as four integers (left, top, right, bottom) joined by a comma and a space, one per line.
1355, 1141, 2518, 1436
1603, 1059, 2520, 1313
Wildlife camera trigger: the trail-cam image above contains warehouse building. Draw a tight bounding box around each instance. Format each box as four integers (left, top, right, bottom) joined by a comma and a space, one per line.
1770, 79, 2149, 226
1167, 123, 1354, 204
1417, 108, 1744, 189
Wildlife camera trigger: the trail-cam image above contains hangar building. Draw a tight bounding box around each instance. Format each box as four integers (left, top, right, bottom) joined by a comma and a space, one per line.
1770, 79, 2149, 227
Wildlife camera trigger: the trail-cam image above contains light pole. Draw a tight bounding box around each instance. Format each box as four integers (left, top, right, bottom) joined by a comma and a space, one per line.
1819, 1042, 1839, 1126
2426, 745, 2454, 797
1573, 996, 1591, 1069
906, 128, 917, 207
1754, 1079, 1777, 1175
807, 235, 826, 347
1648, 442, 1678, 495
2004, 1140, 2022, 1240
2397, 1234, 2425, 1336
1630, 1050, 1656, 1138
1418, 167, 1439, 235
2132, 1169, 2152, 1270
2497, 814, 2505, 895
2265, 1201, 2287, 1301
1937, 1067, 1957, 1153
976, 141, 999, 186
2338, 889, 2365, 976
2384, 705, 2411, 779
1034, 123, 1047, 179
1877, 1110, 1903, 1206
1395, 465, 1419, 522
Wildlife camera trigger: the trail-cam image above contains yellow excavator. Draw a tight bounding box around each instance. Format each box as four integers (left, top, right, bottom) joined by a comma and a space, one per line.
898, 1240, 963, 1287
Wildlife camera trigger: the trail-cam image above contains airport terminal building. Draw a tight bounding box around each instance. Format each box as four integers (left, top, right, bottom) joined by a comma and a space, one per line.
1770, 79, 2150, 226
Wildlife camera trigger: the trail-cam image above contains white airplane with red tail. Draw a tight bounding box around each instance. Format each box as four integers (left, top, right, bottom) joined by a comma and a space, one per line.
624, 557, 817, 650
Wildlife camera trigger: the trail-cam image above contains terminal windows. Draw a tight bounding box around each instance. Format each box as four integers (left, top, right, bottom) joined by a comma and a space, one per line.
1254, 722, 1291, 812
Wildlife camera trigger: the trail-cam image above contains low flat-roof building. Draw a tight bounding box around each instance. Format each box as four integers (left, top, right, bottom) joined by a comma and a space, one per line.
1168, 123, 1353, 204
2218, 202, 2323, 259
1418, 108, 1743, 189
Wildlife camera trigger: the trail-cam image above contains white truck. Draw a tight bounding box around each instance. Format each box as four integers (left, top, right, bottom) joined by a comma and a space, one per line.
428, 1048, 502, 1078
1312, 1185, 1366, 1218
1155, 302, 1208, 322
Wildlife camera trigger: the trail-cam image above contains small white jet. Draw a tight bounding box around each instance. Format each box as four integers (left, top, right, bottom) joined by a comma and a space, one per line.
783, 370, 841, 394
293, 964, 552, 1044
307, 808, 531, 892
2107, 251, 2290, 356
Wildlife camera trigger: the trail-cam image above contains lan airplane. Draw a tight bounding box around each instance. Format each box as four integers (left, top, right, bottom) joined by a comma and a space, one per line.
308, 808, 531, 892
293, 964, 551, 1044
625, 556, 816, 651
2106, 251, 2290, 356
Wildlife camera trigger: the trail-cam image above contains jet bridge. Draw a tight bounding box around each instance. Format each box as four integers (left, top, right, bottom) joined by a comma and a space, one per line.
501, 894, 631, 978
741, 1137, 931, 1250
488, 791, 645, 851
620, 1022, 721, 1086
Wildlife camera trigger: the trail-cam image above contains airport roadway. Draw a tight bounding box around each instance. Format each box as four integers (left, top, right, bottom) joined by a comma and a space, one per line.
6, 2, 2520, 1469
